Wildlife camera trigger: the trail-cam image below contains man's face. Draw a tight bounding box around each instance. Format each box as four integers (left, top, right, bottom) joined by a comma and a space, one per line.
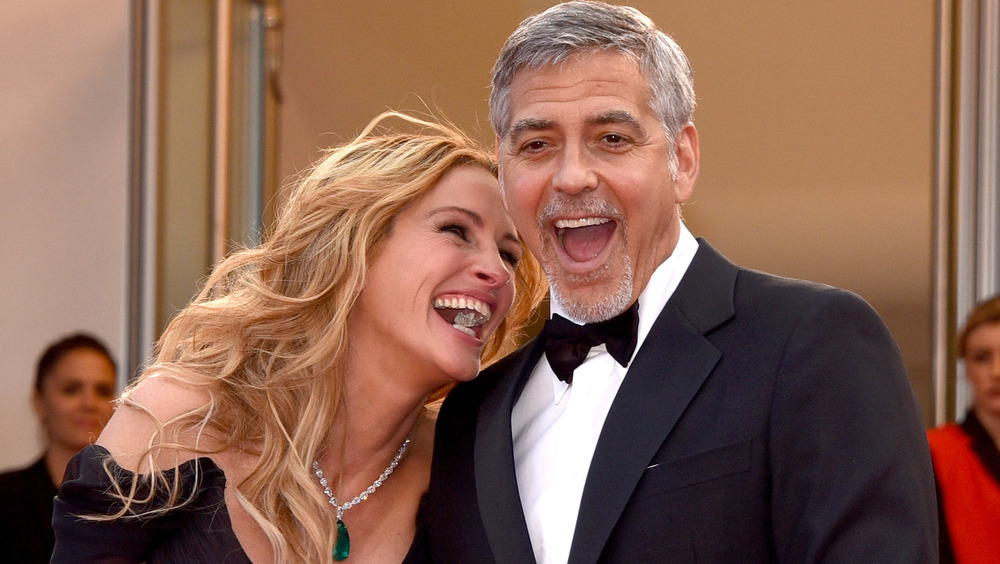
497, 51, 698, 322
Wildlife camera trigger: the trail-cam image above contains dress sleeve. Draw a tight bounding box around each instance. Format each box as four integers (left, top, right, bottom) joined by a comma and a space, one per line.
51, 445, 199, 563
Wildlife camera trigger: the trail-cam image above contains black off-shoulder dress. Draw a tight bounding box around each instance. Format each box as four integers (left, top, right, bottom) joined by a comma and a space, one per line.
52, 445, 429, 563
51, 444, 251, 563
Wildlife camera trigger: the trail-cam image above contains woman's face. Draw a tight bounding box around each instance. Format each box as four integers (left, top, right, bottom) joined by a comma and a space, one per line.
33, 348, 116, 452
351, 165, 522, 391
965, 322, 1000, 420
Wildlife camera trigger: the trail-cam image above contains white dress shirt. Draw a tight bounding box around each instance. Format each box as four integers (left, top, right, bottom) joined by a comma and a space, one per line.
511, 224, 698, 564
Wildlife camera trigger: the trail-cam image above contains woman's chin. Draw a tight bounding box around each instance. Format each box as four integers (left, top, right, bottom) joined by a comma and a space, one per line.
448, 360, 482, 383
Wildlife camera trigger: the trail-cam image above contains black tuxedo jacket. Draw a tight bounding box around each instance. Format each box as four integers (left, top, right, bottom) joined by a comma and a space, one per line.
420, 240, 937, 563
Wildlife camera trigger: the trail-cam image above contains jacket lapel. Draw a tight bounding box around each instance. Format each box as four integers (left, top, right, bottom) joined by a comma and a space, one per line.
568, 240, 738, 564
474, 338, 545, 564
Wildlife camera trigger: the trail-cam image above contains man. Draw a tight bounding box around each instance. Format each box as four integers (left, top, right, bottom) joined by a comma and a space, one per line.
421, 2, 937, 562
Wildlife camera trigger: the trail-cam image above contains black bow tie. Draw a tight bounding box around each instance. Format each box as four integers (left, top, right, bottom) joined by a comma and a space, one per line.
541, 302, 639, 384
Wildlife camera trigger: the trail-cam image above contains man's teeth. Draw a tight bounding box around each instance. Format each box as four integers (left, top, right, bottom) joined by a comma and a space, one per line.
554, 217, 610, 229
433, 297, 492, 322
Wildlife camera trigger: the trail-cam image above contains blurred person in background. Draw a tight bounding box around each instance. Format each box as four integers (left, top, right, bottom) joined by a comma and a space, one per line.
0, 332, 117, 563
928, 294, 1000, 563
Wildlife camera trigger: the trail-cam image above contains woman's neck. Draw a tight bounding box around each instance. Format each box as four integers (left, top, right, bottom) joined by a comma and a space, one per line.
330, 341, 442, 466
974, 406, 1000, 452
320, 360, 429, 491
331, 401, 424, 473
44, 442, 80, 487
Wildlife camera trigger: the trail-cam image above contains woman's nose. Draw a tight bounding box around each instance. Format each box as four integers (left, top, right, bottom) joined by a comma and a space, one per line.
82, 389, 103, 410
473, 248, 512, 288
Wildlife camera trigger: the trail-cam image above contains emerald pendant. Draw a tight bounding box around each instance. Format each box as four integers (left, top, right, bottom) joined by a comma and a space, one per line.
333, 519, 350, 561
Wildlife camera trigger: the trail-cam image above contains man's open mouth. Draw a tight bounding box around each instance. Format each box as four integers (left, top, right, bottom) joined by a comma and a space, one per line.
555, 217, 616, 262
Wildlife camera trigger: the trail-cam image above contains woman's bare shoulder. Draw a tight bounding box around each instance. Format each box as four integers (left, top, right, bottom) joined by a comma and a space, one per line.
97, 373, 216, 471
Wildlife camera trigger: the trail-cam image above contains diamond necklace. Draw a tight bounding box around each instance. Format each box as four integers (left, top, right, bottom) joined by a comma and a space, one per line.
312, 436, 412, 561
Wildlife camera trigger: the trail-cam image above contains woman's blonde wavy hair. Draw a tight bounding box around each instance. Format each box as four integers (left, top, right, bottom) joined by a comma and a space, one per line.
108, 111, 547, 562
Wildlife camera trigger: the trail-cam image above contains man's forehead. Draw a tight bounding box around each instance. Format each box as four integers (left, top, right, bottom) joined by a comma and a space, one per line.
504, 56, 653, 129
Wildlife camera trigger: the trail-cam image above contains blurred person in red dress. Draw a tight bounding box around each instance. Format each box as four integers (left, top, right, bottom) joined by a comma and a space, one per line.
928, 295, 1000, 563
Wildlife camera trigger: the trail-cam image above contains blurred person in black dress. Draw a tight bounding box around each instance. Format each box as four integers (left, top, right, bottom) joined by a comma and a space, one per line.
0, 333, 116, 563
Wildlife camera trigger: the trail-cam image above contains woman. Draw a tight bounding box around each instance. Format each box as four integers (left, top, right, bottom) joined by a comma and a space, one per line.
0, 333, 117, 564
51, 112, 547, 563
927, 294, 1000, 563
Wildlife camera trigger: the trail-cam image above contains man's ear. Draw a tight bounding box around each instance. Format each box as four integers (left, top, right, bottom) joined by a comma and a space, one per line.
673, 123, 699, 204
495, 134, 509, 208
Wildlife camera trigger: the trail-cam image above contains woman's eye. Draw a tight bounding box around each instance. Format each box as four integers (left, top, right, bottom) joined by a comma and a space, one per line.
500, 249, 521, 268
970, 351, 992, 364
442, 223, 469, 240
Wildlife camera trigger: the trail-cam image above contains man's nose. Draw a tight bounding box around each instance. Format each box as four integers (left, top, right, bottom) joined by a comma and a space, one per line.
552, 144, 598, 196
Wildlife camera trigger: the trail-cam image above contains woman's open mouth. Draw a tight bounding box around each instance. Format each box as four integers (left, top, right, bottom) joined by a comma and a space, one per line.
433, 297, 492, 339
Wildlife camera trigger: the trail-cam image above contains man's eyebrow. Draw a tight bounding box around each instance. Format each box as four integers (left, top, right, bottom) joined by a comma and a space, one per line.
507, 118, 554, 142
589, 110, 646, 135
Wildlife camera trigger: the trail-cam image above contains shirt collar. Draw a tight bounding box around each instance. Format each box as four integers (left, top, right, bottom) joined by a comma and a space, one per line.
546, 222, 699, 397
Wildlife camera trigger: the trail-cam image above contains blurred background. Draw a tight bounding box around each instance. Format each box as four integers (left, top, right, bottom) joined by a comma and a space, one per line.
2, 0, 997, 469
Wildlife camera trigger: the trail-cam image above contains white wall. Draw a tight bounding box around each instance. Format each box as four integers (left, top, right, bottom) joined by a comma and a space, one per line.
0, 2, 130, 470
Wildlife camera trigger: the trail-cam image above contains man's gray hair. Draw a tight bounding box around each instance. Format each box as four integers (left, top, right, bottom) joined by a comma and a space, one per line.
490, 0, 696, 150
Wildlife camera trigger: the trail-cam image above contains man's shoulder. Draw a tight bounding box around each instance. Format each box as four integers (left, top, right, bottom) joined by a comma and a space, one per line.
730, 268, 886, 338
688, 239, 874, 323
735, 266, 842, 302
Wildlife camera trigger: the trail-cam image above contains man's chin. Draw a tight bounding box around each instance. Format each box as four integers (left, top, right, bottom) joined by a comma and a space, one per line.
550, 275, 633, 323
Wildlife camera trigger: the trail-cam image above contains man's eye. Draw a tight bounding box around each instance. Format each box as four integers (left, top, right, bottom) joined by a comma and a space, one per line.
603, 133, 627, 144
520, 140, 548, 153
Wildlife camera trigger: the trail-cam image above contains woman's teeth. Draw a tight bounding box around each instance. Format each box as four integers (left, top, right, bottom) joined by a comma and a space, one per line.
453, 319, 477, 337
433, 297, 492, 320
434, 297, 492, 336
